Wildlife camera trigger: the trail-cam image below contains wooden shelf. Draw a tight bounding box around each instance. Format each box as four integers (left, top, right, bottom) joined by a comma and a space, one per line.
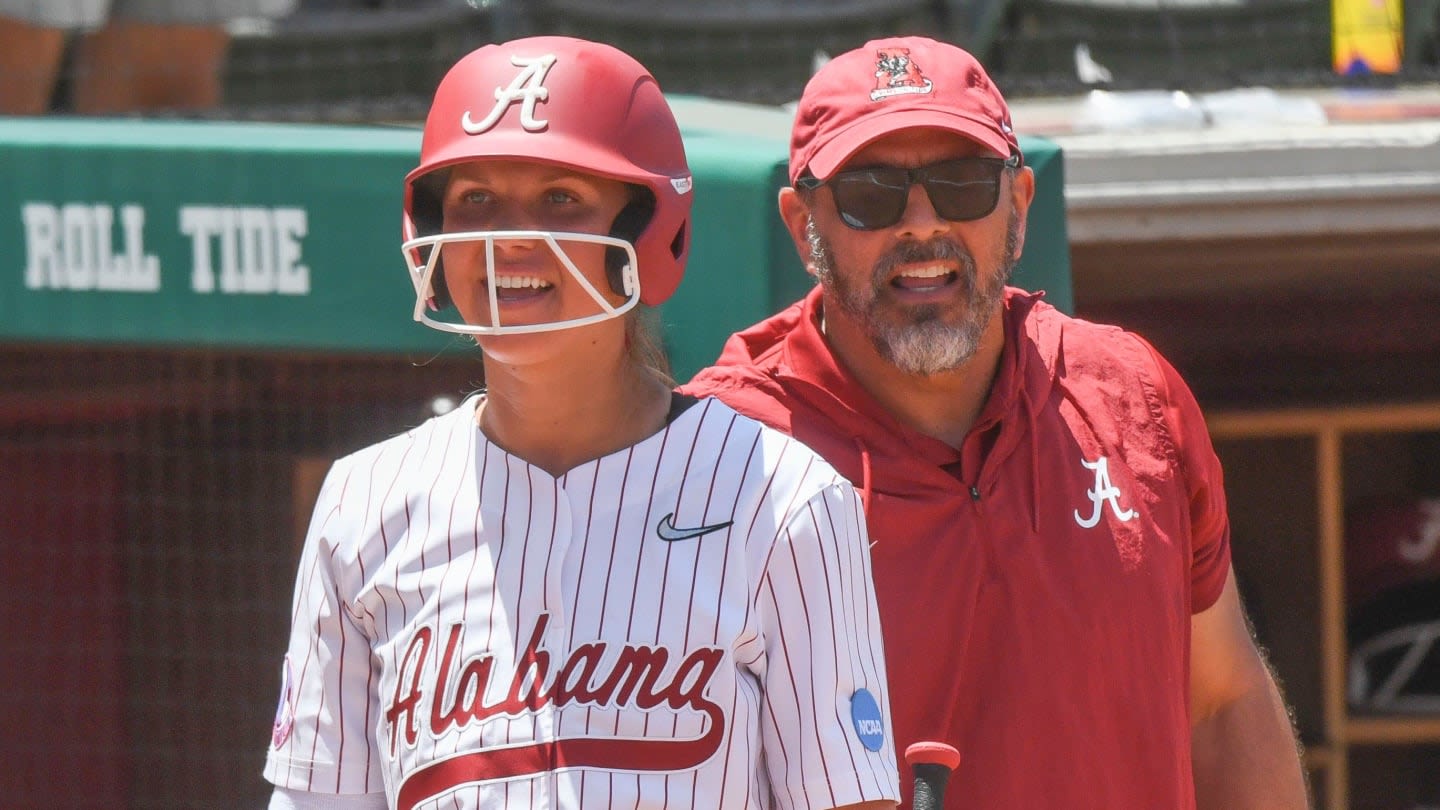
1346, 716, 1440, 745
1208, 400, 1440, 438
1303, 744, 1336, 771
1207, 400, 1440, 810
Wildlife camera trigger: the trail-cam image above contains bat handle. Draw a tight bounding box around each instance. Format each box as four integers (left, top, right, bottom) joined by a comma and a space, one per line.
904, 741, 960, 810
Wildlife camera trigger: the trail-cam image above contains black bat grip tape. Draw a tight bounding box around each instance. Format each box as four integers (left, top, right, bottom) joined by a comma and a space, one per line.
911, 762, 952, 810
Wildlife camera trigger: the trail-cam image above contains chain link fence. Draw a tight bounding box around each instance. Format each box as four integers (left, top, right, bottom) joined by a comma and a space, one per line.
7, 0, 1434, 119
230, 0, 1439, 116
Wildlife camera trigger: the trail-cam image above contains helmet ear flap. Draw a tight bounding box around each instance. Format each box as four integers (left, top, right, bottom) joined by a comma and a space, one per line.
605, 186, 657, 297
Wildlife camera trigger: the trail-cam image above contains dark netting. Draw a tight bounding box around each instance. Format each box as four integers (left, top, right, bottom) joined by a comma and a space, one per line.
231, 0, 1439, 114
0, 345, 478, 807
989, 0, 1363, 96
10, 0, 1433, 120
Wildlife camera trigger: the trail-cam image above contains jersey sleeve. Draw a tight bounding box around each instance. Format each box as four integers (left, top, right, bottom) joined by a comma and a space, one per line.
264, 457, 386, 796
756, 478, 902, 810
1143, 340, 1233, 613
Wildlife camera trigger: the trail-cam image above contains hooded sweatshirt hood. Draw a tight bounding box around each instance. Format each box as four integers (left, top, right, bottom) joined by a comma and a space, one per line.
684, 285, 1057, 530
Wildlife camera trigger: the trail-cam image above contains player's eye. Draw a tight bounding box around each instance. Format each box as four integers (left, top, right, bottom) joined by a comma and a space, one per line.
543, 188, 582, 206
440, 187, 503, 232
457, 189, 494, 206
538, 188, 605, 229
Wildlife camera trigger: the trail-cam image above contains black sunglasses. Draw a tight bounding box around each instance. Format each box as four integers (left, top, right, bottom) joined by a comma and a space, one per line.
796, 155, 1021, 231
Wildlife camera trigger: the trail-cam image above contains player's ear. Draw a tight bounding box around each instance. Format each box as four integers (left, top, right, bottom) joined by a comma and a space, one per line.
778, 186, 818, 279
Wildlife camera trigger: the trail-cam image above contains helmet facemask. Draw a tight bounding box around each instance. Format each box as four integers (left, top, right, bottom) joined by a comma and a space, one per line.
403, 228, 641, 336
402, 179, 655, 336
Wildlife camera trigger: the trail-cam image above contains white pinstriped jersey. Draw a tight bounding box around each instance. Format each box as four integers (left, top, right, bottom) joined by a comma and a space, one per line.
264, 395, 900, 810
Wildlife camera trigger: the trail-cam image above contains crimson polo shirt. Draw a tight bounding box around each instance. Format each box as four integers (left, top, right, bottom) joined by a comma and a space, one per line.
681, 287, 1231, 810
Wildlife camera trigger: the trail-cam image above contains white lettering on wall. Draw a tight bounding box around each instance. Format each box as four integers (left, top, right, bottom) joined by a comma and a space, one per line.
180, 205, 310, 295
22, 202, 160, 291
179, 205, 221, 293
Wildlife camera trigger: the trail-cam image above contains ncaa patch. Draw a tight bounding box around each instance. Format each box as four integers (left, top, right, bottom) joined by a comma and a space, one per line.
850, 688, 885, 752
272, 656, 295, 750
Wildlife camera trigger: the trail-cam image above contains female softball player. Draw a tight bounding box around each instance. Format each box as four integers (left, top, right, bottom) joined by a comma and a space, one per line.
262, 36, 899, 810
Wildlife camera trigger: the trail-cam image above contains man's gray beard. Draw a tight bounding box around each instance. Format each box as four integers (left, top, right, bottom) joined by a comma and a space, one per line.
807, 213, 1019, 376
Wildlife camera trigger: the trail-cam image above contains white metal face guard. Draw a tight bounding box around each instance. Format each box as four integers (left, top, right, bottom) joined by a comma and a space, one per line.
401, 230, 641, 336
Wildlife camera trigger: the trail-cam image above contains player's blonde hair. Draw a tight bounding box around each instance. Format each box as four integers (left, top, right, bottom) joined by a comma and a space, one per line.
626, 305, 673, 387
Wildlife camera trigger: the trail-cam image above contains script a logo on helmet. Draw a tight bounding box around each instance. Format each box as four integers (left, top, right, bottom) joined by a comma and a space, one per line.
461, 53, 557, 135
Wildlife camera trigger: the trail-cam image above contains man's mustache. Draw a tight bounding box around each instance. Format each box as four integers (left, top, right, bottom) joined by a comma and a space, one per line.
873, 239, 976, 287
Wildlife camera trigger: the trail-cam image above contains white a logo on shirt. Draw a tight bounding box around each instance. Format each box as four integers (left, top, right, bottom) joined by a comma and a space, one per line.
461, 53, 557, 135
1074, 455, 1137, 529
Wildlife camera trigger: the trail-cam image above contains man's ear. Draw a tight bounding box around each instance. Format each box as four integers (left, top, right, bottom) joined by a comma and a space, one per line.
1009, 166, 1037, 263
778, 186, 819, 279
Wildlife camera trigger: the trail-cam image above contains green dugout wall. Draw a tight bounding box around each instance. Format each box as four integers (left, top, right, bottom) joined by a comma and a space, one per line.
0, 108, 1070, 380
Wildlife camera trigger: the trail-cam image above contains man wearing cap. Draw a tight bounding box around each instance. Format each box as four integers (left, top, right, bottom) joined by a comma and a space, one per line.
682, 36, 1308, 809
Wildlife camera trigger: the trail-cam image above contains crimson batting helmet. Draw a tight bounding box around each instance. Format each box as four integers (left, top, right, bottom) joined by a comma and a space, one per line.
401, 36, 693, 335
1346, 497, 1440, 714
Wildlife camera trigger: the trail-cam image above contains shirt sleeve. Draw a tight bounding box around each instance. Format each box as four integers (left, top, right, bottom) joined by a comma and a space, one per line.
1143, 340, 1233, 613
756, 479, 902, 810
264, 458, 386, 795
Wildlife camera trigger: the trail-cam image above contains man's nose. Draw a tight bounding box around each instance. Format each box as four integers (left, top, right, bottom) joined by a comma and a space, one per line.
894, 181, 951, 241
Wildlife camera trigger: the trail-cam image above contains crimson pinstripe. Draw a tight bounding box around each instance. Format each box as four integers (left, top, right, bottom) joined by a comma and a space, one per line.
265, 396, 899, 809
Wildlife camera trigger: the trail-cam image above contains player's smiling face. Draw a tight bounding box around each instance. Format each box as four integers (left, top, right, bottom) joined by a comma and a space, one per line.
439, 160, 633, 334
792, 128, 1033, 376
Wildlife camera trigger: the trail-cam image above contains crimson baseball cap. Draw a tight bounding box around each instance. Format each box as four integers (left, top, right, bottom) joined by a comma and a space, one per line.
789, 36, 1022, 185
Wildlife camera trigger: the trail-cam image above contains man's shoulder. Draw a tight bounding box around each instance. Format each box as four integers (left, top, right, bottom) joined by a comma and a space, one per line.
1017, 293, 1166, 382
681, 384, 811, 457
1018, 297, 1204, 459
1018, 290, 1131, 342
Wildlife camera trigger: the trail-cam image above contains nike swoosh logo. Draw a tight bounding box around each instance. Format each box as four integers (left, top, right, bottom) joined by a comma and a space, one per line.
655, 513, 734, 542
